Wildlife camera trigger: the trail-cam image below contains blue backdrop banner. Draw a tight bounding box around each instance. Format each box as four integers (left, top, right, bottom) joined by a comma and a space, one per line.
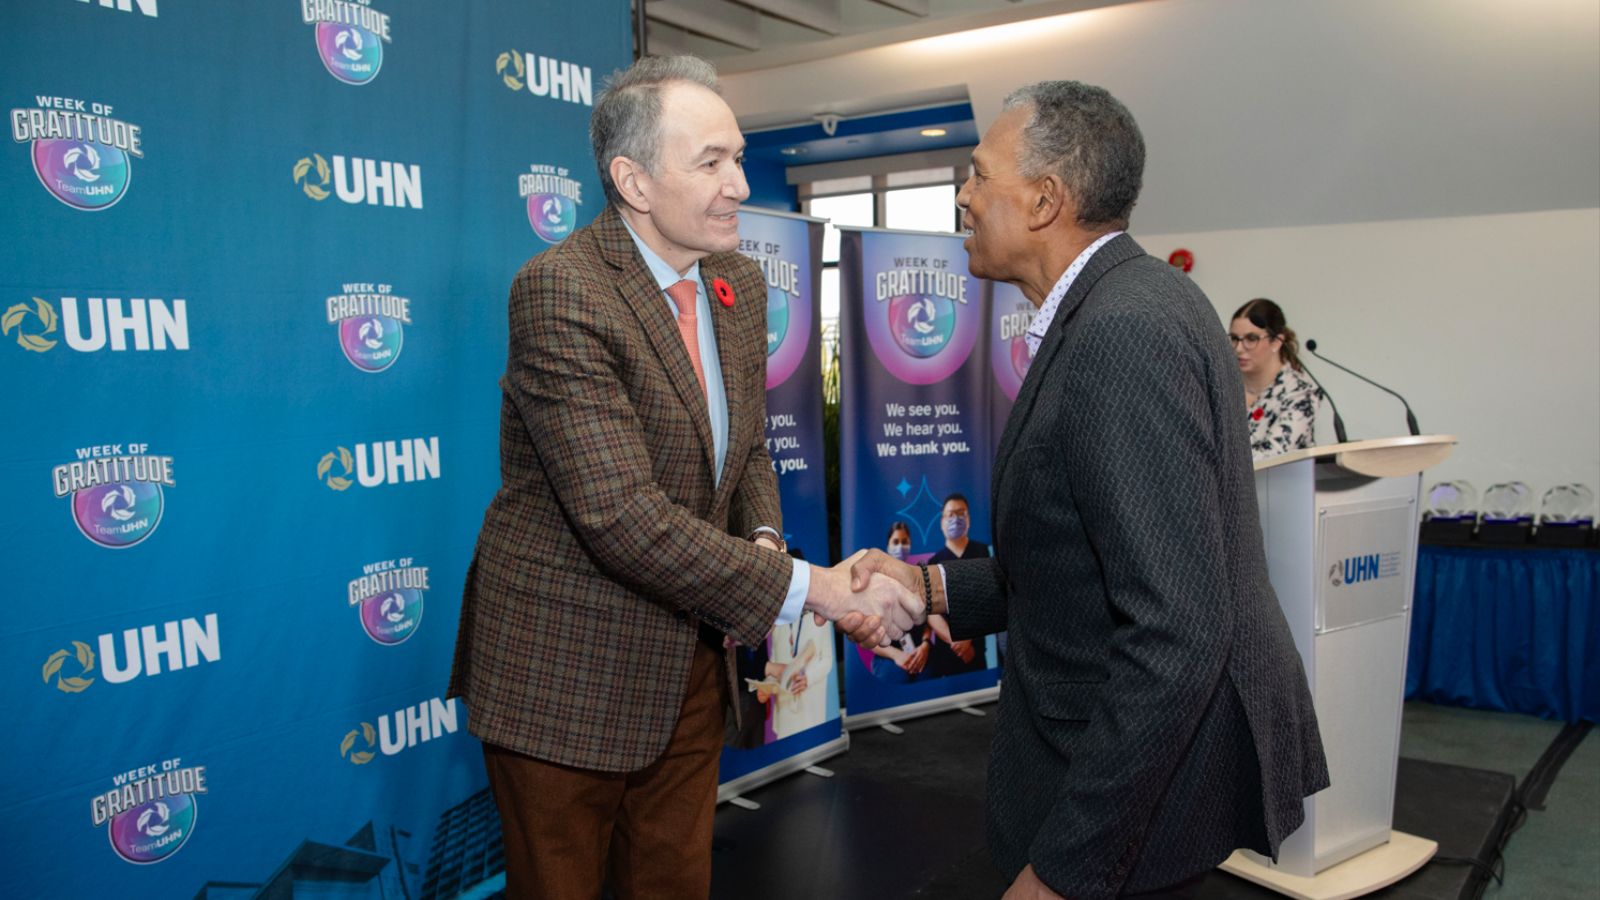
719, 207, 844, 783
837, 227, 1001, 722
2, 2, 630, 896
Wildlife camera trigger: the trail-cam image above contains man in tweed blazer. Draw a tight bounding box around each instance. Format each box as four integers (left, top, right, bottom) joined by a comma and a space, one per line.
449, 57, 916, 899
851, 82, 1329, 899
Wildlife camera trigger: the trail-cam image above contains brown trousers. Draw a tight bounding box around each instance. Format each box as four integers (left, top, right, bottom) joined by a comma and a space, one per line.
483, 638, 727, 900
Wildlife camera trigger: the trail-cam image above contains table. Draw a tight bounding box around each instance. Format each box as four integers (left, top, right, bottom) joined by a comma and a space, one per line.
1407, 544, 1598, 722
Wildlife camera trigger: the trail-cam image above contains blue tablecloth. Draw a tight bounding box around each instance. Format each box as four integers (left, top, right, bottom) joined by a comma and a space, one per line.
1407, 544, 1599, 722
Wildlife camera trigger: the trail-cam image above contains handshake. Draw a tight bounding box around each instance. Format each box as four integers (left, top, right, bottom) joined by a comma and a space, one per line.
800, 549, 944, 647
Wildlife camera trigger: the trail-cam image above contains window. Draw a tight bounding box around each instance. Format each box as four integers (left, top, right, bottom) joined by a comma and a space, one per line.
885, 184, 957, 233
808, 193, 873, 266
800, 164, 968, 362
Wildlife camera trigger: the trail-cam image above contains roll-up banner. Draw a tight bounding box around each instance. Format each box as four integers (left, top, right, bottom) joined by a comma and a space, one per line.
838, 227, 1002, 728
984, 280, 1034, 669
988, 279, 1035, 423
718, 207, 847, 797
1, 3, 630, 896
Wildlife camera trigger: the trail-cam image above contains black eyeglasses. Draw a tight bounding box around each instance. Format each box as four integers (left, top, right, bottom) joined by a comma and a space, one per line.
1228, 333, 1273, 348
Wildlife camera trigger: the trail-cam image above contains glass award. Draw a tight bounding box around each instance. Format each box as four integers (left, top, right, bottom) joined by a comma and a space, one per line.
1540, 484, 1595, 526
1481, 481, 1533, 524
1425, 480, 1477, 522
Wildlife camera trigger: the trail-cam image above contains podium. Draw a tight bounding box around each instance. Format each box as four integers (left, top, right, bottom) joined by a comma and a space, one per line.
1219, 436, 1457, 900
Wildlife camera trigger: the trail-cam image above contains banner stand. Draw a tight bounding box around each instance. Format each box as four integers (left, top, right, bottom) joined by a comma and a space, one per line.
717, 734, 850, 806
836, 225, 1006, 731
842, 685, 1000, 731
713, 207, 845, 803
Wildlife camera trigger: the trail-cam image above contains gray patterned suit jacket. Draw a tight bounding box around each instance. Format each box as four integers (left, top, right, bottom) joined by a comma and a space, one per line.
944, 234, 1329, 898
448, 206, 791, 773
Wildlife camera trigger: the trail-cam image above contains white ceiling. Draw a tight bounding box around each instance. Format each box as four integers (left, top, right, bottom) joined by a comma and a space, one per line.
644, 0, 1146, 65
715, 0, 1600, 234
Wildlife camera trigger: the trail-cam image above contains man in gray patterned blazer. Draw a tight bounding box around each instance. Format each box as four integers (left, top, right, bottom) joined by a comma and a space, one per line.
850, 81, 1329, 899
449, 56, 917, 900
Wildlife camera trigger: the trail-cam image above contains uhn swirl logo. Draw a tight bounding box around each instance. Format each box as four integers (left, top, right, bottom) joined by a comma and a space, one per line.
303, 0, 393, 85
495, 49, 594, 105
342, 697, 461, 764
10, 96, 143, 210
1330, 551, 1401, 587
887, 294, 956, 358
2, 298, 58, 352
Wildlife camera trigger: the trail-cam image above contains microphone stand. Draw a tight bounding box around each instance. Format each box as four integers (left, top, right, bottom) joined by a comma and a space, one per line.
1305, 340, 1421, 436
1297, 359, 1349, 443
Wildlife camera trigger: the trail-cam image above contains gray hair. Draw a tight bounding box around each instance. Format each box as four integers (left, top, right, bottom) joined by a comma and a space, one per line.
590, 55, 721, 207
1001, 81, 1145, 229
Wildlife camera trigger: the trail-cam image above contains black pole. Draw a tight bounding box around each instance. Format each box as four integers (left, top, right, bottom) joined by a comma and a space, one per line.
634, 0, 648, 60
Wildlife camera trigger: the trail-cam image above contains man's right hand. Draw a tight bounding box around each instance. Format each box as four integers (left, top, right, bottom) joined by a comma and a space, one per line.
804, 551, 923, 645
833, 549, 944, 648
848, 548, 923, 599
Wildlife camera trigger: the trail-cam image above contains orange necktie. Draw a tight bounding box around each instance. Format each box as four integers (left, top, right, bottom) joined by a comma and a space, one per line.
666, 279, 706, 393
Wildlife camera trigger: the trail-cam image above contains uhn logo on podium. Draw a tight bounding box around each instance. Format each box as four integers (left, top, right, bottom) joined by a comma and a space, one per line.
1329, 551, 1401, 587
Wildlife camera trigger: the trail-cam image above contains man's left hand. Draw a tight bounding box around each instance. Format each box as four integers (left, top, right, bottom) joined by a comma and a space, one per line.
754, 535, 783, 553
1003, 865, 1064, 900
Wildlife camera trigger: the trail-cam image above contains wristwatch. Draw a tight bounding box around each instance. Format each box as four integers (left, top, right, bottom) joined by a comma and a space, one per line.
751, 530, 787, 554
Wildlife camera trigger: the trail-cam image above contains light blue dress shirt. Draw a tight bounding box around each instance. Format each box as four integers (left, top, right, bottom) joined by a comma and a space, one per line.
622, 219, 807, 626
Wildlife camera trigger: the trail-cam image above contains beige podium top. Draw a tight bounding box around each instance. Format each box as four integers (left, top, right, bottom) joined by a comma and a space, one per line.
1253, 435, 1457, 478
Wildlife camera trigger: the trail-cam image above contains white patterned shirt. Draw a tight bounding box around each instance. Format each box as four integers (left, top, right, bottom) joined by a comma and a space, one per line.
1248, 364, 1321, 461
1024, 231, 1123, 357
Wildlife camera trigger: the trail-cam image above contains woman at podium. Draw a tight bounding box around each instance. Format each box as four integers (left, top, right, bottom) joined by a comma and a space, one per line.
1230, 298, 1321, 459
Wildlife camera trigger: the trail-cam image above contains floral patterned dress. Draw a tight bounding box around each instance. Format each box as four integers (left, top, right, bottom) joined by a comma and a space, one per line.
1248, 364, 1321, 460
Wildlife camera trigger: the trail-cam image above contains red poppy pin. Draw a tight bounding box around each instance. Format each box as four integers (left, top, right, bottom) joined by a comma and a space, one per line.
1251, 407, 1265, 421
1167, 248, 1195, 273
711, 277, 735, 308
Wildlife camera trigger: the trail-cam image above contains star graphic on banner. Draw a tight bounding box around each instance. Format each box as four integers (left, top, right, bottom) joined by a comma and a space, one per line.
896, 478, 911, 497
895, 475, 945, 547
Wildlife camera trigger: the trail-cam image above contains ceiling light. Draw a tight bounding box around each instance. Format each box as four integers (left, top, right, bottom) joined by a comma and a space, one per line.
920, 128, 947, 137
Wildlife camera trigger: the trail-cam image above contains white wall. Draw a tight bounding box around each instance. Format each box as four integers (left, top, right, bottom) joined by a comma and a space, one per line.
1143, 208, 1600, 497
725, 0, 1600, 505
724, 0, 1600, 233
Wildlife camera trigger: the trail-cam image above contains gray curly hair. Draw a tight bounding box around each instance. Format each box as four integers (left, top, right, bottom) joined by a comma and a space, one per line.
1001, 81, 1145, 229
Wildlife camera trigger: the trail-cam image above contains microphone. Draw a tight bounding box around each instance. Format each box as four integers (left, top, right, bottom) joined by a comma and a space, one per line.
1296, 356, 1348, 443
1305, 339, 1421, 436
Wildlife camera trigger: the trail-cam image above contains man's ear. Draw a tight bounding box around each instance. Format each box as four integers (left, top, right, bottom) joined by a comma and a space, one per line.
1030, 173, 1068, 231
611, 156, 650, 214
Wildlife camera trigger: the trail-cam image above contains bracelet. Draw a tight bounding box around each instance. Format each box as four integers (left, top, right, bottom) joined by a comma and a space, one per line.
751, 531, 786, 554
918, 563, 933, 614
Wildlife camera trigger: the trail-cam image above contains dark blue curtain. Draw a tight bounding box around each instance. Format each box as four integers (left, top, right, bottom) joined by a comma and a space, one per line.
1407, 545, 1599, 722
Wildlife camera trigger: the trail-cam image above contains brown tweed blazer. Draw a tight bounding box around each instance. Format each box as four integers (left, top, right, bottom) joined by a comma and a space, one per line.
448, 205, 792, 772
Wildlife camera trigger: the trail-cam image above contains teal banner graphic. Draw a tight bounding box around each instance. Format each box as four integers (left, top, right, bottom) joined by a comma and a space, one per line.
1, 2, 630, 896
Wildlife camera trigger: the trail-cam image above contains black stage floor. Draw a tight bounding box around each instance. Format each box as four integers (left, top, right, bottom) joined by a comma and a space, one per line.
710, 706, 1518, 900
